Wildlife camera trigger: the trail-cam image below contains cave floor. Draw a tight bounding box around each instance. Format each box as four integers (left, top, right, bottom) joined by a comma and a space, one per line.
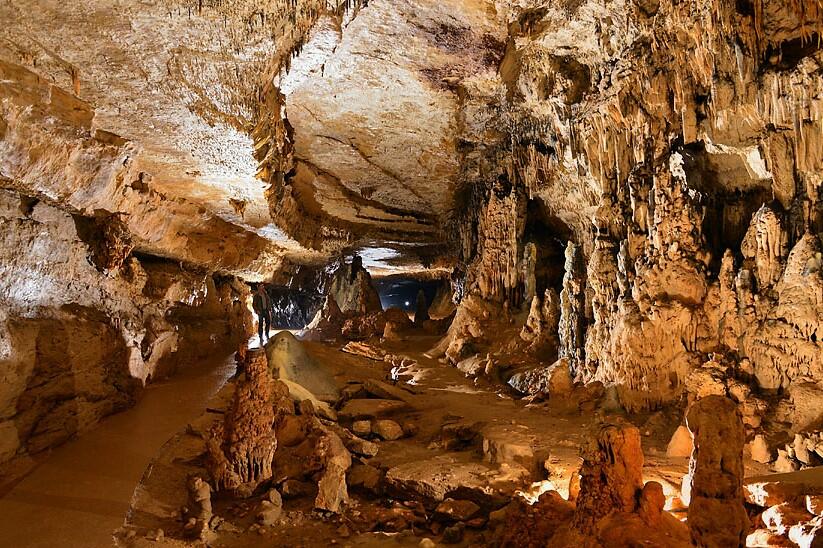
0, 333, 773, 548
0, 351, 237, 548
117, 334, 756, 547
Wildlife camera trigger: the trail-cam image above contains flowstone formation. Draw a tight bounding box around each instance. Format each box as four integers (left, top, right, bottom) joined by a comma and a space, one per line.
265, 331, 340, 402
207, 349, 278, 496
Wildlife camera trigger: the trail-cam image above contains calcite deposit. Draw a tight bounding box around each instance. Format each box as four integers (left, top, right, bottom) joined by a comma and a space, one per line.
685, 395, 749, 547
1, 0, 823, 546
206, 350, 279, 496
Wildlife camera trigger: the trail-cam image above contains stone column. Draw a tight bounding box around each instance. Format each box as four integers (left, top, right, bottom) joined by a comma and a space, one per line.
686, 395, 748, 548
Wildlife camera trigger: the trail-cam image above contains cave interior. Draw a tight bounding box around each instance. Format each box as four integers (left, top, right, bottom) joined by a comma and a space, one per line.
1, 0, 823, 546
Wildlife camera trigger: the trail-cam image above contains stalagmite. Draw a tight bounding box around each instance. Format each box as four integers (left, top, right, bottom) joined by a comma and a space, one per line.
685, 396, 748, 548
558, 242, 586, 377
572, 423, 644, 532
413, 288, 430, 326
206, 349, 278, 496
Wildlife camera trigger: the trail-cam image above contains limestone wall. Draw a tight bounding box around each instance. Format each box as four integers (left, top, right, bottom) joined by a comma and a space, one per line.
0, 189, 251, 479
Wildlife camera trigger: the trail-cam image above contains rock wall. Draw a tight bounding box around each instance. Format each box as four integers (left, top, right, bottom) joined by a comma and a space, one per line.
0, 189, 251, 479
445, 0, 823, 412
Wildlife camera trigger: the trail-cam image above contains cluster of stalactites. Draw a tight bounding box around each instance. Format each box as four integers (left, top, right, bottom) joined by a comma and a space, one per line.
504, 0, 823, 227
464, 181, 528, 306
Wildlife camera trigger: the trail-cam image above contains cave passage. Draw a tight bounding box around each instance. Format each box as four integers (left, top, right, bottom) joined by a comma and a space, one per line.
1, 0, 823, 547
372, 277, 442, 313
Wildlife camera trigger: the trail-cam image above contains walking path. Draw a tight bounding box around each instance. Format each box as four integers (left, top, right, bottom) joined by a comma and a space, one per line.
0, 352, 236, 548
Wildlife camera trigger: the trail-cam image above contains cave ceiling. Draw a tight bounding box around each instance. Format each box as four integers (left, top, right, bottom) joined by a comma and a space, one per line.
0, 0, 508, 277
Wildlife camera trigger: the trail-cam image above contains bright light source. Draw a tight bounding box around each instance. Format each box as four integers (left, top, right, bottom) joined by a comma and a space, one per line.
404, 301, 410, 307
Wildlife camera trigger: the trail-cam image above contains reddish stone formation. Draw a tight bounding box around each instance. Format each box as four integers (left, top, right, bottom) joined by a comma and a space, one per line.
497, 490, 575, 548
206, 349, 277, 496
572, 423, 644, 532
494, 422, 689, 546
685, 395, 748, 548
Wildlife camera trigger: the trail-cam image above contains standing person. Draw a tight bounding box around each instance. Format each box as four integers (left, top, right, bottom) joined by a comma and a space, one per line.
252, 283, 272, 345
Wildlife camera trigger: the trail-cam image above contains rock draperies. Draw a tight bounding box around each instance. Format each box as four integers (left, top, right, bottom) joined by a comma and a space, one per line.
437, 0, 823, 415
461, 181, 528, 307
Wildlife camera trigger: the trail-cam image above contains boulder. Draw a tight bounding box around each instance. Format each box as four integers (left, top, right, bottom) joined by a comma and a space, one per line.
342, 312, 387, 341
276, 414, 306, 447
351, 420, 371, 437
666, 425, 692, 458
745, 468, 823, 508
788, 516, 823, 547
322, 421, 380, 458
280, 479, 315, 499
385, 455, 527, 505
341, 341, 386, 361
746, 528, 796, 547
481, 424, 541, 476
363, 379, 412, 402
372, 419, 404, 441
762, 502, 814, 535
347, 464, 383, 493
507, 358, 572, 396
442, 523, 465, 544
257, 498, 282, 526
434, 498, 481, 522
808, 495, 823, 516
338, 399, 409, 420
456, 354, 489, 377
